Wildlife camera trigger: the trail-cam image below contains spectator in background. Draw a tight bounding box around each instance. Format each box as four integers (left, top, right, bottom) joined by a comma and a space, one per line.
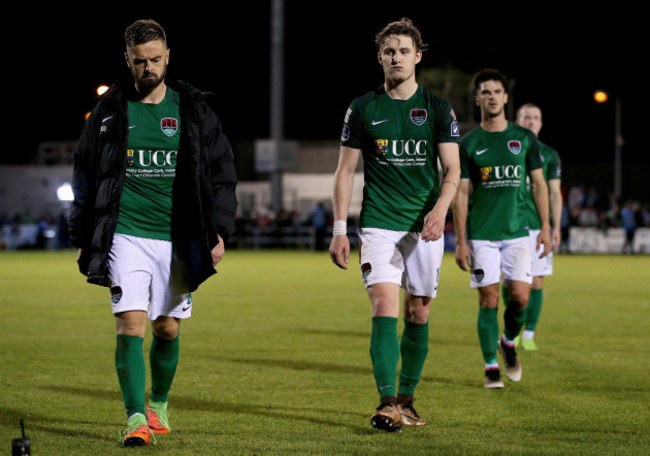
620, 200, 638, 254
311, 202, 327, 251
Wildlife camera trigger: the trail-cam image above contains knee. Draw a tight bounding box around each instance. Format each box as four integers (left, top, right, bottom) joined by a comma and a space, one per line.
152, 317, 180, 340
478, 289, 499, 309
509, 289, 530, 308
404, 296, 431, 324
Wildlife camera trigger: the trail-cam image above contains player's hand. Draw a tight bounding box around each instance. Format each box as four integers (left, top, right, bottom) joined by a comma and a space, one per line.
420, 208, 445, 242
551, 228, 561, 251
455, 242, 469, 271
211, 235, 225, 265
329, 235, 350, 270
537, 228, 552, 258
76, 248, 83, 262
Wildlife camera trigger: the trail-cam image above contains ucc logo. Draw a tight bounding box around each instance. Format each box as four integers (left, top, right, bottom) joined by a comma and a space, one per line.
375, 139, 429, 157
127, 149, 178, 167
480, 165, 522, 181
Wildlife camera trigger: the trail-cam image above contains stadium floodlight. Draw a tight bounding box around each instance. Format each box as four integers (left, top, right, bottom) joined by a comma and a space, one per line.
594, 89, 623, 197
96, 84, 110, 96
57, 183, 74, 202
593, 90, 609, 103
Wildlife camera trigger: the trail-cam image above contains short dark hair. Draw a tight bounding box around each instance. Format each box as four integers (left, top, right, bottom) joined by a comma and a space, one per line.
375, 17, 428, 53
472, 68, 508, 94
125, 19, 167, 49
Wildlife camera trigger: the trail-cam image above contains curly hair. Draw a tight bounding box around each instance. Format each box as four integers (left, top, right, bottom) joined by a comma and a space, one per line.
375, 17, 428, 53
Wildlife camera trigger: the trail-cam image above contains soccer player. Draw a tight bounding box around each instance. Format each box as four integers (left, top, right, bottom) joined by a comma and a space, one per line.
329, 18, 460, 431
513, 103, 563, 350
69, 19, 237, 446
453, 69, 550, 389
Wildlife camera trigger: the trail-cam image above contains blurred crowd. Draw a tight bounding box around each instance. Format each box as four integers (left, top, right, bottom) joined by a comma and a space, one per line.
2, 184, 649, 252
564, 184, 649, 230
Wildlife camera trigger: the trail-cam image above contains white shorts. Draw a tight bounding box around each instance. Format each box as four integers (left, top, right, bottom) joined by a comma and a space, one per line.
358, 227, 444, 298
529, 229, 553, 277
108, 234, 192, 320
468, 237, 532, 288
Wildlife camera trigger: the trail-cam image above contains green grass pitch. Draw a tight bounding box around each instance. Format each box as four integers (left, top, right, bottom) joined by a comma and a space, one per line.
1, 249, 649, 455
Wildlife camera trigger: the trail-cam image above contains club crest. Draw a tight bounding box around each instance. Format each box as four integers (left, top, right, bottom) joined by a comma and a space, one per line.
161, 117, 178, 137
410, 109, 427, 126
508, 140, 522, 155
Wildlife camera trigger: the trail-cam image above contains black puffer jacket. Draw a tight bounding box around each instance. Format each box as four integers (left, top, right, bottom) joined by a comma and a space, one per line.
69, 79, 237, 292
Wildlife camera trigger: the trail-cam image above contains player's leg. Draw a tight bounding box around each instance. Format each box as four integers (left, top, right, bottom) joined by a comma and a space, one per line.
477, 284, 503, 388
522, 277, 544, 350
499, 237, 533, 382
147, 239, 192, 435
359, 228, 404, 431
109, 234, 155, 446
147, 317, 180, 434
115, 311, 150, 446
367, 283, 402, 431
523, 232, 553, 350
395, 232, 442, 424
469, 240, 504, 388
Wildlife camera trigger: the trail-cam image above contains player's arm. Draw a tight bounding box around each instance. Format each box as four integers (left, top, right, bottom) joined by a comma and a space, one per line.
329, 146, 361, 270
421, 142, 460, 241
548, 178, 562, 251
530, 168, 551, 258
453, 178, 471, 271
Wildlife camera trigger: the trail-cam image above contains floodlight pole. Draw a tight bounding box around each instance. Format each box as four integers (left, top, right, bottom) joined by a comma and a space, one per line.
270, 0, 284, 212
614, 96, 623, 198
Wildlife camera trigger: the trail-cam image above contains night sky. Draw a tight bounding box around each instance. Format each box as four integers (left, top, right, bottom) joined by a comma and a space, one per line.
6, 3, 641, 177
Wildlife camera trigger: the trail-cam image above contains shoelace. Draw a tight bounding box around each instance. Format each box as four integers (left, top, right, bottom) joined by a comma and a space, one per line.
148, 408, 169, 428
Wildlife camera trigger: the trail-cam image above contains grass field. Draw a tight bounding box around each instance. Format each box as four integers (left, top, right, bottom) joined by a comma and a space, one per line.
1, 249, 649, 455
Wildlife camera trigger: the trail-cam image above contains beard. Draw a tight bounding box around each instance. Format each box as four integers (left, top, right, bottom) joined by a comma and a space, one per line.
136, 66, 167, 94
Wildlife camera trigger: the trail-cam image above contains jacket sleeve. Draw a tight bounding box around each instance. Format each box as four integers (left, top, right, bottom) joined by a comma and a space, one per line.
204, 107, 238, 242
68, 111, 98, 249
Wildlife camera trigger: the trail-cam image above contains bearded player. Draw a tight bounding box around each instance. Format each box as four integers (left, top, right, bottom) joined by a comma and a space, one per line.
453, 69, 550, 389
70, 19, 237, 446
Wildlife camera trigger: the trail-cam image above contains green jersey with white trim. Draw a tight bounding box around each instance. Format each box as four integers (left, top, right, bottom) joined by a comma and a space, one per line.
523, 140, 561, 229
115, 88, 181, 241
341, 85, 460, 231
459, 122, 542, 240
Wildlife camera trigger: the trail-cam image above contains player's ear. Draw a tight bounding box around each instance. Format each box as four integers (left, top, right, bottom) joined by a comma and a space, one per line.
124, 51, 130, 68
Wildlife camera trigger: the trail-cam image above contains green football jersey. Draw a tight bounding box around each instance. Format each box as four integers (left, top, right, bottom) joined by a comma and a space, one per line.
459, 122, 542, 241
115, 88, 181, 241
341, 85, 460, 231
523, 140, 561, 229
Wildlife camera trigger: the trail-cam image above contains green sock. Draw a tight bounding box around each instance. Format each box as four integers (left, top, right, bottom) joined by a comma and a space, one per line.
150, 333, 180, 403
526, 289, 543, 331
370, 316, 400, 399
477, 307, 499, 364
398, 320, 429, 396
115, 334, 146, 418
501, 284, 510, 306
503, 298, 527, 340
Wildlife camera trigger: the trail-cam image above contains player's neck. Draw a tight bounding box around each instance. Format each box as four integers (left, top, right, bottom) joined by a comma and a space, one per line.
384, 77, 418, 100
480, 114, 508, 132
137, 82, 167, 105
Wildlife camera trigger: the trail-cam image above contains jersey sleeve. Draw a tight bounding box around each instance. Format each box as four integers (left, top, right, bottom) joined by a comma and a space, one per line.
340, 99, 364, 149
546, 147, 562, 180
459, 140, 471, 179
434, 99, 461, 143
526, 132, 543, 172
